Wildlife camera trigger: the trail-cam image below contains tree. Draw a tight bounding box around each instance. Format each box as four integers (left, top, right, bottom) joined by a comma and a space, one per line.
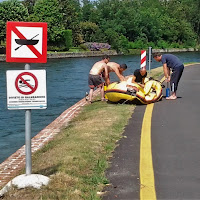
81, 0, 94, 21
22, 0, 36, 15
181, 0, 200, 43
0, 0, 28, 43
30, 0, 65, 47
80, 21, 99, 42
59, 0, 84, 45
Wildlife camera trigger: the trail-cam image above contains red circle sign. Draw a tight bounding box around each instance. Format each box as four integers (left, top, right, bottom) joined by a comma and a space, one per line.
15, 72, 38, 95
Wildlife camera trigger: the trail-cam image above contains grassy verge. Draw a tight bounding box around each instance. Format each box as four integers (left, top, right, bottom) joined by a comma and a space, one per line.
149, 66, 163, 80
2, 67, 164, 200
3, 101, 134, 200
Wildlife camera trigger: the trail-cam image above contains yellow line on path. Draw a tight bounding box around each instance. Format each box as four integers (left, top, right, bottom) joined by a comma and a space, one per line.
140, 103, 156, 200
139, 63, 197, 199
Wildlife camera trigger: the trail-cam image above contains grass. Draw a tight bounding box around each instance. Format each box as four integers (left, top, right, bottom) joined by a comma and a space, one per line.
149, 66, 163, 80
2, 100, 134, 200
2, 67, 164, 200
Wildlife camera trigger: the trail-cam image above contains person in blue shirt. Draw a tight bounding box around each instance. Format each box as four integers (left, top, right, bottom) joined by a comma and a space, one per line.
153, 53, 184, 100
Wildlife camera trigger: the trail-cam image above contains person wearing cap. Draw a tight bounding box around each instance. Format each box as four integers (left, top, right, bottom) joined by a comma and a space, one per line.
131, 67, 147, 88
153, 52, 184, 100
102, 62, 127, 84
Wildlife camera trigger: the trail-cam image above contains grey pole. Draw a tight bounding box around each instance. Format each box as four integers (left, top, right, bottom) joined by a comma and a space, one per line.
148, 47, 152, 76
25, 64, 32, 175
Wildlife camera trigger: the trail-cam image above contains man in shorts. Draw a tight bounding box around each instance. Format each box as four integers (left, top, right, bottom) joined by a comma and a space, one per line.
153, 52, 184, 100
88, 55, 110, 103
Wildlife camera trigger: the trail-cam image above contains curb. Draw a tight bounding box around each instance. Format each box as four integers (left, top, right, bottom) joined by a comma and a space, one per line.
0, 89, 99, 188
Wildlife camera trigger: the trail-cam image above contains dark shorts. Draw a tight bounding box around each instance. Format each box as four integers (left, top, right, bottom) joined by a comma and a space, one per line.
88, 74, 103, 89
170, 65, 184, 92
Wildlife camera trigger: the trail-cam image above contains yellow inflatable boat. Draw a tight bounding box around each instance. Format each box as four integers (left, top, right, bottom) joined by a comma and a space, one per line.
105, 77, 163, 104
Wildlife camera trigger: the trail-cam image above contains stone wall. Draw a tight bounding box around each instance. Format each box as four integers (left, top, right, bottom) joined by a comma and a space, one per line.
47, 50, 118, 59
0, 50, 118, 62
1, 48, 199, 62
152, 48, 199, 53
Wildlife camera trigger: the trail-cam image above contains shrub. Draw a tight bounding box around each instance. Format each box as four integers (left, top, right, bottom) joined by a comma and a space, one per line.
156, 40, 169, 49
128, 40, 148, 49
63, 29, 72, 51
83, 42, 111, 51
79, 44, 89, 51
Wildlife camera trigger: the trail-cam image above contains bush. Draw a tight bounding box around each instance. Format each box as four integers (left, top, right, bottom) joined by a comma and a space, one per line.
147, 42, 156, 49
169, 42, 181, 48
79, 44, 89, 51
83, 42, 111, 51
47, 45, 66, 52
117, 35, 129, 52
156, 40, 169, 49
128, 40, 148, 49
182, 39, 197, 48
63, 29, 72, 51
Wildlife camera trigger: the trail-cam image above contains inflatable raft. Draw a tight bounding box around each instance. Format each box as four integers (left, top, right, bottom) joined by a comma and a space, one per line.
105, 77, 163, 104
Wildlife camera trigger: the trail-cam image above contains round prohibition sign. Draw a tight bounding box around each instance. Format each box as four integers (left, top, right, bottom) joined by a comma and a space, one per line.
15, 72, 38, 95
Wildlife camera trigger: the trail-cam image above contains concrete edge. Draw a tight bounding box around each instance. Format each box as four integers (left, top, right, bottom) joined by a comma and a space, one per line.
0, 89, 100, 188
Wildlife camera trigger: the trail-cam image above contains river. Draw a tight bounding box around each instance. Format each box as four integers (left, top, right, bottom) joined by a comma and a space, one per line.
0, 52, 200, 163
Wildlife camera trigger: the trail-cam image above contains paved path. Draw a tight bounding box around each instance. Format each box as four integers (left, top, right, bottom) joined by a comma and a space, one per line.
103, 64, 200, 200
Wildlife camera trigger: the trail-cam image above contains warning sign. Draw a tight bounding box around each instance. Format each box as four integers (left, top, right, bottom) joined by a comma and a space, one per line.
6, 21, 47, 63
15, 72, 38, 95
6, 70, 47, 110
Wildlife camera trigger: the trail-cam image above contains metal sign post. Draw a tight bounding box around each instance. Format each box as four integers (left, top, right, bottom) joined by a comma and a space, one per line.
25, 64, 32, 175
148, 47, 152, 76
4, 21, 49, 190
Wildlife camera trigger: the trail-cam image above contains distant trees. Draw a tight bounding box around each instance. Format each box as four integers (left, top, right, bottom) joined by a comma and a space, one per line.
0, 0, 28, 43
0, 0, 199, 51
29, 0, 65, 48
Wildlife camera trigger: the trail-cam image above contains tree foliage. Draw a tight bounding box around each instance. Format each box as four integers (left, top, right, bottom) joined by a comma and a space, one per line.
30, 0, 65, 46
0, 0, 199, 51
58, 0, 83, 46
0, 0, 28, 42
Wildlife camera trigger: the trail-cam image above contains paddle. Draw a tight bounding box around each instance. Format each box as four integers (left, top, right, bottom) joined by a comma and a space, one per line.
15, 34, 39, 51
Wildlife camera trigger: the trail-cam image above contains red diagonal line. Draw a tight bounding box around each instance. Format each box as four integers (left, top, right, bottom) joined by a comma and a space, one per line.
141, 56, 146, 64
12, 26, 42, 58
19, 76, 34, 90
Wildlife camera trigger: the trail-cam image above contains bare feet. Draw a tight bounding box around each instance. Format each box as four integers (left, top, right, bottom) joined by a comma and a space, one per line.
166, 95, 177, 100
101, 98, 108, 102
85, 92, 89, 101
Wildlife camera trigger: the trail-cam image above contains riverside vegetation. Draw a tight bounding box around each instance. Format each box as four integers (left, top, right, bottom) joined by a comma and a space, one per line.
0, 0, 200, 53
1, 67, 164, 200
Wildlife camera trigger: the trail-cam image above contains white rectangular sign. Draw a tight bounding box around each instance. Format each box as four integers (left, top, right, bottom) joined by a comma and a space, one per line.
6, 70, 47, 110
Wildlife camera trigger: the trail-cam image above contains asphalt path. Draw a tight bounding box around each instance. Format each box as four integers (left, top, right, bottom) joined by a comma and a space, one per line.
103, 64, 200, 200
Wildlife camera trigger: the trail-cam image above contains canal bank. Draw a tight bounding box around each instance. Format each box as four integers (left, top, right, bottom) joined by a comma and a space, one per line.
0, 52, 198, 198
0, 63, 198, 199
0, 89, 135, 199
0, 48, 199, 61
1, 52, 200, 165
0, 50, 118, 62
0, 89, 100, 189
0, 65, 164, 194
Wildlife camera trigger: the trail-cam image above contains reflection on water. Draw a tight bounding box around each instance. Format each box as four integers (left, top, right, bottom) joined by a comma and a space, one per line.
0, 52, 200, 163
